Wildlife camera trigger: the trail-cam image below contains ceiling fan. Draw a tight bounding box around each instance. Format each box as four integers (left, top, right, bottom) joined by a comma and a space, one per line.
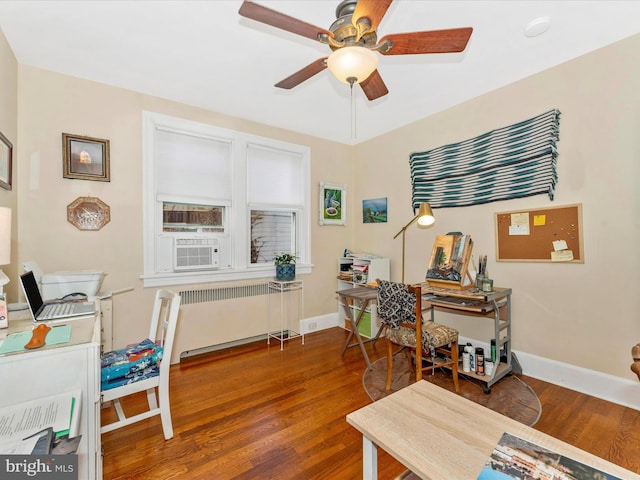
238, 0, 473, 101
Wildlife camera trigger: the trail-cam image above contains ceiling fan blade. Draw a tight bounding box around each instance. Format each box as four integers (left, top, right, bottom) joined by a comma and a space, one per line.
275, 58, 328, 90
379, 27, 473, 55
359, 70, 389, 101
239, 1, 332, 42
352, 0, 393, 38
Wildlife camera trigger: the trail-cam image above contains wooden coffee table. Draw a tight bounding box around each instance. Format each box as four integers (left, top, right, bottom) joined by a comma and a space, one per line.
347, 380, 640, 480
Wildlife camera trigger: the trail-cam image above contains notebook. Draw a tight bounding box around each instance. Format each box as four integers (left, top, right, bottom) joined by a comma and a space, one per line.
20, 271, 96, 322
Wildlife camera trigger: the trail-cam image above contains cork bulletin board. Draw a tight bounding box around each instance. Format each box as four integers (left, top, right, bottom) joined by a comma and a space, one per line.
494, 203, 583, 263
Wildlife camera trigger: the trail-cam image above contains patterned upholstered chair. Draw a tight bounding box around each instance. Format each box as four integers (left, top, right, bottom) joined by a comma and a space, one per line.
377, 280, 459, 392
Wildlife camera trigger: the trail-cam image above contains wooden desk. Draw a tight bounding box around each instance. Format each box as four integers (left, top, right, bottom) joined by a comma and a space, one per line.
347, 380, 640, 480
336, 286, 378, 368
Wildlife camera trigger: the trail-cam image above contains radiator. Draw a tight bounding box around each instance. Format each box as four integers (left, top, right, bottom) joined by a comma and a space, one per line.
177, 281, 272, 360
179, 282, 271, 305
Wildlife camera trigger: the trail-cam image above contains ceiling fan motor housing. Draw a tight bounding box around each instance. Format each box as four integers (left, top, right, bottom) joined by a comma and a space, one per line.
335, 0, 357, 18
328, 1, 377, 51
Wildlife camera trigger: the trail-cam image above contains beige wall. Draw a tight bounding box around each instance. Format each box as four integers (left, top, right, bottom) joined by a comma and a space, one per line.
353, 34, 640, 380
3, 26, 640, 381
0, 30, 17, 300
14, 65, 352, 357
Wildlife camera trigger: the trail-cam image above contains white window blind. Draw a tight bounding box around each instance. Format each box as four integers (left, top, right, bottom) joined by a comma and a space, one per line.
156, 128, 232, 200
247, 144, 304, 206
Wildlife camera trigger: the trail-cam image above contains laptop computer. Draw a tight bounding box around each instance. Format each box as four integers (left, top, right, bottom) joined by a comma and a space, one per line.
20, 270, 96, 322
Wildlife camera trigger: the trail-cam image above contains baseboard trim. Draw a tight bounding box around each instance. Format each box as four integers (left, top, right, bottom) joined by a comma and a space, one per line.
300, 313, 338, 334
515, 350, 640, 411
457, 335, 640, 411
180, 334, 267, 360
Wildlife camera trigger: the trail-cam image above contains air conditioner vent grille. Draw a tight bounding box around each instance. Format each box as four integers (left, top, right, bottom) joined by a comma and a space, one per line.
174, 238, 219, 271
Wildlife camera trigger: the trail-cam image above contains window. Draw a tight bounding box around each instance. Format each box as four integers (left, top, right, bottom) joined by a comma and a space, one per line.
142, 112, 311, 287
163, 202, 224, 233
250, 210, 295, 264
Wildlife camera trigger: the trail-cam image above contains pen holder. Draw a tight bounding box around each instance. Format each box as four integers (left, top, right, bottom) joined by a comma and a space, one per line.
475, 273, 485, 290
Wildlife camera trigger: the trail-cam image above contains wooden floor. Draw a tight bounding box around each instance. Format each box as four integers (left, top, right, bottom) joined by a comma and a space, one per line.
101, 327, 640, 479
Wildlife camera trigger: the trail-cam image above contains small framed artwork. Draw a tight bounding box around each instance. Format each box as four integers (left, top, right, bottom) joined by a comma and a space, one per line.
363, 197, 387, 223
0, 131, 12, 190
319, 182, 346, 225
62, 133, 110, 182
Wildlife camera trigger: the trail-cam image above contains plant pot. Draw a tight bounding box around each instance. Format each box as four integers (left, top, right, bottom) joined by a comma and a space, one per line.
276, 264, 295, 281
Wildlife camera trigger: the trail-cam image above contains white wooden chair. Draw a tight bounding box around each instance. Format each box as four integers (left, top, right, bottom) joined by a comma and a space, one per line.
100, 289, 181, 440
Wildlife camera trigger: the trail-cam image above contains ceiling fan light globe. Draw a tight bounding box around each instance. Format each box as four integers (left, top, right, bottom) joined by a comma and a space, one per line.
327, 46, 378, 84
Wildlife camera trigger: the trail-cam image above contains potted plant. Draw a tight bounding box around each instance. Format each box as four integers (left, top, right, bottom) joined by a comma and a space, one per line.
274, 253, 296, 281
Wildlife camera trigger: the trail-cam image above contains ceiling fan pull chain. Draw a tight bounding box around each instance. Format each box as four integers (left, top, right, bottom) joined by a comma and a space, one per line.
349, 79, 356, 140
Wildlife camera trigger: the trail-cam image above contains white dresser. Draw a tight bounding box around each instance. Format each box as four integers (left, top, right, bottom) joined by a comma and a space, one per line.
0, 312, 102, 479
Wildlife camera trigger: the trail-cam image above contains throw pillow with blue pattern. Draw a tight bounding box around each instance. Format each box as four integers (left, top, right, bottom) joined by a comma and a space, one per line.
101, 339, 163, 390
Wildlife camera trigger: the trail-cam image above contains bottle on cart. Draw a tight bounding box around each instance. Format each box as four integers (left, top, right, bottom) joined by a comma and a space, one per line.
490, 339, 497, 363
475, 347, 485, 375
466, 343, 475, 372
462, 350, 471, 372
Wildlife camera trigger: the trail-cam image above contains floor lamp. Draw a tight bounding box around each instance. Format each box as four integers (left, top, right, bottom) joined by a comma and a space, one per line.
393, 202, 435, 283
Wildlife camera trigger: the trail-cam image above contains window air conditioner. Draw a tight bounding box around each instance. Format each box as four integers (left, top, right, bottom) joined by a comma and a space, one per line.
174, 238, 220, 271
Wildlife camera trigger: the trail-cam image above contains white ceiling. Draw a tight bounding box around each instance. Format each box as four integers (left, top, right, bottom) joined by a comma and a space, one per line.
0, 1, 639, 145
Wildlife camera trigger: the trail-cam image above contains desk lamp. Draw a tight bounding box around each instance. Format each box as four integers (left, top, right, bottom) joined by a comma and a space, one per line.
393, 202, 435, 283
0, 207, 11, 295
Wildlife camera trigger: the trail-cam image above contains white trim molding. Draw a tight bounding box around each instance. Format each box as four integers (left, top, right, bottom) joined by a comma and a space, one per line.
515, 350, 640, 411
458, 335, 640, 411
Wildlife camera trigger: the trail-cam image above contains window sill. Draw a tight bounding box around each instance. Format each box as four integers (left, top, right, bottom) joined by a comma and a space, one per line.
141, 264, 313, 288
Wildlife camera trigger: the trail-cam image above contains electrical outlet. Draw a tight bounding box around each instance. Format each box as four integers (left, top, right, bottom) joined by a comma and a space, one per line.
308, 321, 317, 331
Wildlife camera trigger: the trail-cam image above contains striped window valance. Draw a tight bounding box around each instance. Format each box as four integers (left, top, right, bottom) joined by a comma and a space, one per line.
410, 109, 561, 209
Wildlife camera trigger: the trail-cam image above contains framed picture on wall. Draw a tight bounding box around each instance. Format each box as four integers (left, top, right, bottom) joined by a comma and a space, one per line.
319, 182, 346, 225
362, 197, 387, 223
0, 131, 12, 190
62, 133, 111, 182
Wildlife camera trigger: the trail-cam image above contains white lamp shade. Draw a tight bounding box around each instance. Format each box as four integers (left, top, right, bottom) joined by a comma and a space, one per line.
326, 46, 379, 84
0, 207, 10, 265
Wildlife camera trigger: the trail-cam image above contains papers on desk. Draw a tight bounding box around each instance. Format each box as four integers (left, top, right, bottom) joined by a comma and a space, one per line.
0, 390, 81, 454
478, 432, 623, 480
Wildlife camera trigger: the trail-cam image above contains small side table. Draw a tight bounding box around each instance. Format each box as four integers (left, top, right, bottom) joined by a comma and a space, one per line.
268, 279, 304, 350
336, 286, 378, 368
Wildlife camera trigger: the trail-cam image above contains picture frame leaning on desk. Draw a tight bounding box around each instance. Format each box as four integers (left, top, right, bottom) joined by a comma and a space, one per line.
425, 233, 474, 290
